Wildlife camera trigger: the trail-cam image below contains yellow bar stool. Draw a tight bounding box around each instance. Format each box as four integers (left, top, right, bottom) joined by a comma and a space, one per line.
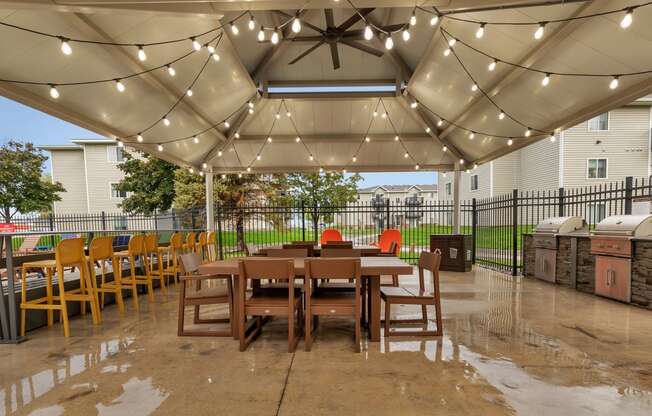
197, 232, 207, 262
206, 231, 218, 262
160, 232, 182, 285
20, 238, 101, 337
89, 236, 125, 314
114, 235, 154, 308
145, 233, 167, 295
20, 259, 57, 334
183, 232, 197, 253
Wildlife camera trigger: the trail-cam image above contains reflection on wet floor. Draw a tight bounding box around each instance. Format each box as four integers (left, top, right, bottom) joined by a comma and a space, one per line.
1, 266, 651, 415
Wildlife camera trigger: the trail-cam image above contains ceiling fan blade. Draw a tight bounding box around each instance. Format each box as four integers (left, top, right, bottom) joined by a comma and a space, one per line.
289, 41, 325, 65
287, 35, 327, 42
338, 8, 374, 31
325, 9, 335, 29
330, 43, 340, 70
340, 39, 384, 57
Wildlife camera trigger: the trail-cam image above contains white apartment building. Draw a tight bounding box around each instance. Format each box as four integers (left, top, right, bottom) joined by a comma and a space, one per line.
438, 97, 652, 201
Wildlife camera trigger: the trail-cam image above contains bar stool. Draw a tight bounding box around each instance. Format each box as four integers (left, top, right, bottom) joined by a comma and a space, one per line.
89, 236, 125, 314
20, 238, 101, 337
160, 232, 182, 285
197, 232, 207, 261
145, 233, 167, 295
184, 232, 197, 253
115, 235, 154, 307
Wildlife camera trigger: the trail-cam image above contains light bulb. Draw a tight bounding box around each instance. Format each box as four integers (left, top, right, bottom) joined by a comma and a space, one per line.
415, 164, 420, 170
525, 128, 532, 137
402, 29, 410, 42
186, 89, 193, 97
230, 23, 239, 35
550, 135, 556, 142
199, 171, 204, 177
364, 25, 373, 40
295, 136, 301, 142
248, 108, 254, 114
471, 83, 478, 92
621, 9, 633, 29
238, 173, 243, 178
474, 163, 478, 170
430, 15, 439, 26
193, 136, 199, 144
498, 111, 505, 120
212, 53, 220, 62
157, 144, 164, 152
234, 132, 240, 139
404, 152, 409, 158
248, 16, 256, 31
137, 46, 146, 61
373, 111, 378, 117
319, 167, 324, 173
256, 155, 261, 160
167, 65, 176, 76
137, 134, 143, 143
247, 167, 251, 172
292, 17, 301, 33
507, 139, 513, 146
257, 27, 265, 42
218, 151, 223, 157
476, 24, 485, 39
342, 169, 347, 174
469, 132, 475, 139
448, 38, 456, 47
248, 101, 254, 109
203, 163, 208, 169
49, 85, 59, 99
224, 121, 230, 128
610, 76, 619, 90
267, 136, 272, 143
163, 116, 170, 126
365, 136, 370, 142
352, 156, 357, 162
394, 135, 399, 141
488, 60, 497, 71
437, 119, 444, 127
309, 155, 314, 161
442, 146, 448, 152
459, 159, 465, 164
410, 11, 417, 26
115, 80, 125, 92
275, 113, 280, 119
117, 140, 124, 147
385, 36, 394, 50
542, 74, 550, 86
60, 38, 72, 55
271, 29, 280, 45
443, 48, 451, 56
381, 112, 387, 119
534, 23, 545, 39
286, 111, 291, 117
220, 173, 225, 179
189, 168, 194, 174
207, 45, 215, 54
425, 127, 431, 133
191, 38, 201, 51
410, 101, 418, 108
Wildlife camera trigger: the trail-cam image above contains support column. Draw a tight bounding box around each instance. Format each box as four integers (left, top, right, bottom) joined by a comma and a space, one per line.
205, 168, 214, 231
452, 165, 461, 234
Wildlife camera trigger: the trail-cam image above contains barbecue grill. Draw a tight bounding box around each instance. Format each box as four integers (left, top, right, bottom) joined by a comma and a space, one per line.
532, 216, 586, 283
591, 214, 652, 302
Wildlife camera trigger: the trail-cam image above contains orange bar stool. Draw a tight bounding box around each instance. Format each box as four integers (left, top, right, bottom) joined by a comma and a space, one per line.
184, 232, 197, 253
20, 238, 101, 337
89, 236, 125, 314
145, 233, 167, 295
160, 232, 183, 285
114, 235, 154, 308
206, 231, 218, 262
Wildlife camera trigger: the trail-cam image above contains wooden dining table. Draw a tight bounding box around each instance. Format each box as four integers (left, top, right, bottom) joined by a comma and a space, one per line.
255, 244, 381, 256
198, 256, 413, 342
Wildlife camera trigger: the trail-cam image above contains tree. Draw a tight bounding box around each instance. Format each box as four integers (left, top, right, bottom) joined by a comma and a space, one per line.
282, 172, 362, 236
115, 151, 177, 215
0, 141, 65, 222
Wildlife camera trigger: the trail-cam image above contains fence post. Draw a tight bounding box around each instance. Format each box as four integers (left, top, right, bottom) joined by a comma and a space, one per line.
512, 189, 518, 276
471, 198, 477, 264
301, 201, 306, 241
313, 203, 318, 242
216, 203, 224, 260
558, 187, 565, 217
100, 211, 107, 231
153, 209, 158, 231
625, 176, 633, 215
385, 199, 390, 230
191, 209, 196, 230
48, 213, 55, 248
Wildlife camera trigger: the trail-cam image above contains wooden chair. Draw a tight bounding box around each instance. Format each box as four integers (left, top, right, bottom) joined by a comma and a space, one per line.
283, 243, 315, 257
20, 238, 100, 337
322, 241, 353, 249
177, 253, 233, 337
161, 232, 183, 286
237, 258, 303, 352
184, 232, 197, 253
115, 235, 154, 308
304, 258, 362, 352
144, 233, 167, 295
267, 248, 308, 258
89, 236, 125, 314
320, 228, 343, 245
320, 248, 366, 324
381, 250, 443, 337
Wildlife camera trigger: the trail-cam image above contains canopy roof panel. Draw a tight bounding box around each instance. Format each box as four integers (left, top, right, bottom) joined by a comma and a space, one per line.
1, 0, 652, 173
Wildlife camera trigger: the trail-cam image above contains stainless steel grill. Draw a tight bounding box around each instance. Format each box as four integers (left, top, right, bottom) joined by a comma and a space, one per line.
533, 216, 586, 283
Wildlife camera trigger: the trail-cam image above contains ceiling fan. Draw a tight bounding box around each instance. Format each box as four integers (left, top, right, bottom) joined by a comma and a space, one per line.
273, 9, 404, 70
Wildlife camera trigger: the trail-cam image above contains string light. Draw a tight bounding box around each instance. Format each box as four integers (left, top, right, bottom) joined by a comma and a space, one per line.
442, 146, 448, 152
202, 163, 208, 169
621, 8, 634, 28
224, 121, 230, 128
157, 144, 164, 152
610, 76, 620, 89
469, 132, 475, 139
189, 167, 194, 174
542, 73, 550, 86
271, 28, 280, 45
167, 65, 176, 76
373, 110, 378, 117
238, 173, 243, 178
488, 60, 497, 71
415, 164, 420, 170
249, 108, 254, 114
191, 38, 201, 51
186, 89, 193, 96
249, 15, 256, 31
364, 25, 373, 40
193, 136, 199, 144
275, 113, 281, 120
352, 156, 357, 162
402, 29, 410, 42
137, 134, 143, 142
115, 79, 125, 92
162, 116, 170, 126
425, 127, 431, 133
430, 15, 439, 26
59, 38, 72, 55
525, 128, 532, 137
267, 136, 272, 143
448, 38, 456, 47
295, 136, 301, 142
410, 10, 417, 26
404, 152, 409, 158
319, 167, 324, 173
443, 48, 451, 56
258, 27, 265, 42
207, 45, 215, 54
309, 155, 314, 161
234, 132, 240, 139
381, 112, 387, 119
394, 135, 399, 141
212, 53, 220, 62
230, 23, 239, 35
498, 111, 505, 120
218, 151, 223, 157
410, 101, 418, 109
459, 159, 465, 164
49, 85, 59, 99
117, 140, 124, 147
471, 83, 478, 92
248, 101, 254, 109
476, 23, 485, 39
137, 46, 147, 61
507, 139, 514, 146
292, 17, 302, 33
365, 136, 370, 142
385, 36, 394, 50
437, 119, 444, 127
286, 111, 292, 117
550, 135, 557, 142
247, 167, 251, 172
534, 23, 546, 39
256, 155, 261, 160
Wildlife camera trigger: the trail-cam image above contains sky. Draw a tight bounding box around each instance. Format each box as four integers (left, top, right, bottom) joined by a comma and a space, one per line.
0, 97, 437, 187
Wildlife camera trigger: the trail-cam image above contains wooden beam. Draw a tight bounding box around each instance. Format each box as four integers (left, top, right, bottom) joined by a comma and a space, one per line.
0, 0, 223, 17
267, 79, 396, 87
209, 164, 455, 174
266, 91, 396, 99
232, 133, 433, 143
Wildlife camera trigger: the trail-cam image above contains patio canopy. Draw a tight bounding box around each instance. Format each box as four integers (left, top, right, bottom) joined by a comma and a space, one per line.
2, 0, 652, 173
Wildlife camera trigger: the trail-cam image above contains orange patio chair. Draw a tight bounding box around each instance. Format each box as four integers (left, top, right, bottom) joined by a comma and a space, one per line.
372, 229, 402, 287
320, 228, 343, 245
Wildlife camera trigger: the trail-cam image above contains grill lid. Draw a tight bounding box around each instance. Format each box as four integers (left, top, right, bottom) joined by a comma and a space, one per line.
534, 216, 586, 235
594, 214, 652, 237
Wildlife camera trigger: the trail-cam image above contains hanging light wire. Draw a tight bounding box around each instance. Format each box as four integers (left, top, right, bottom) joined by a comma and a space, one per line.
281, 100, 321, 167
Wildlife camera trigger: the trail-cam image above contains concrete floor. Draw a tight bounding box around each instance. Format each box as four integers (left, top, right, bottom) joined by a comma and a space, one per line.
1, 267, 652, 415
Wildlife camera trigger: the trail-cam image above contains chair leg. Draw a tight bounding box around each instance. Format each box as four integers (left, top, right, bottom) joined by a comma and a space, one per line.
177, 282, 186, 336
20, 267, 27, 337
128, 258, 139, 312
46, 267, 54, 326
157, 253, 167, 295
384, 301, 391, 336
56, 267, 70, 337
392, 275, 398, 287
288, 308, 295, 353
421, 304, 428, 324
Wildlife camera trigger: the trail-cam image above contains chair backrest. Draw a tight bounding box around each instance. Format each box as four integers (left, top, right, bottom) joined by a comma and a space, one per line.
283, 243, 314, 256
320, 228, 343, 245
89, 236, 114, 261
379, 229, 401, 255
322, 241, 353, 249
55, 238, 86, 267
305, 258, 361, 281
186, 232, 197, 250
238, 258, 295, 282
144, 233, 158, 253
114, 235, 130, 247
169, 232, 183, 250
321, 248, 361, 258
267, 248, 308, 258
128, 234, 146, 255
418, 250, 442, 294
198, 231, 207, 247
178, 252, 202, 275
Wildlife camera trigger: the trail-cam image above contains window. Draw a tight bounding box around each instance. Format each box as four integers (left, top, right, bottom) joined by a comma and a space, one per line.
588, 113, 609, 131
470, 174, 479, 191
445, 183, 452, 196
107, 145, 125, 162
587, 158, 607, 179
110, 183, 126, 198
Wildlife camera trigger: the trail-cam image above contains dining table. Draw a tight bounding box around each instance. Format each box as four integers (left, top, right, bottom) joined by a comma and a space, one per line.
198, 256, 414, 342
255, 244, 381, 256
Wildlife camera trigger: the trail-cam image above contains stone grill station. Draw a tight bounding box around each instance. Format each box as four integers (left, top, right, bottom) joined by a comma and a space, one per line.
530, 217, 587, 284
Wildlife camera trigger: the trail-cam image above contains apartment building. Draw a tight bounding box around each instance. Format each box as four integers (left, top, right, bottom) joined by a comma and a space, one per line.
438, 97, 652, 201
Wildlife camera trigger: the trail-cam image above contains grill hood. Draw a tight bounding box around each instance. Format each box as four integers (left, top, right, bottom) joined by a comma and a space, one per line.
594, 214, 652, 237
534, 216, 586, 235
